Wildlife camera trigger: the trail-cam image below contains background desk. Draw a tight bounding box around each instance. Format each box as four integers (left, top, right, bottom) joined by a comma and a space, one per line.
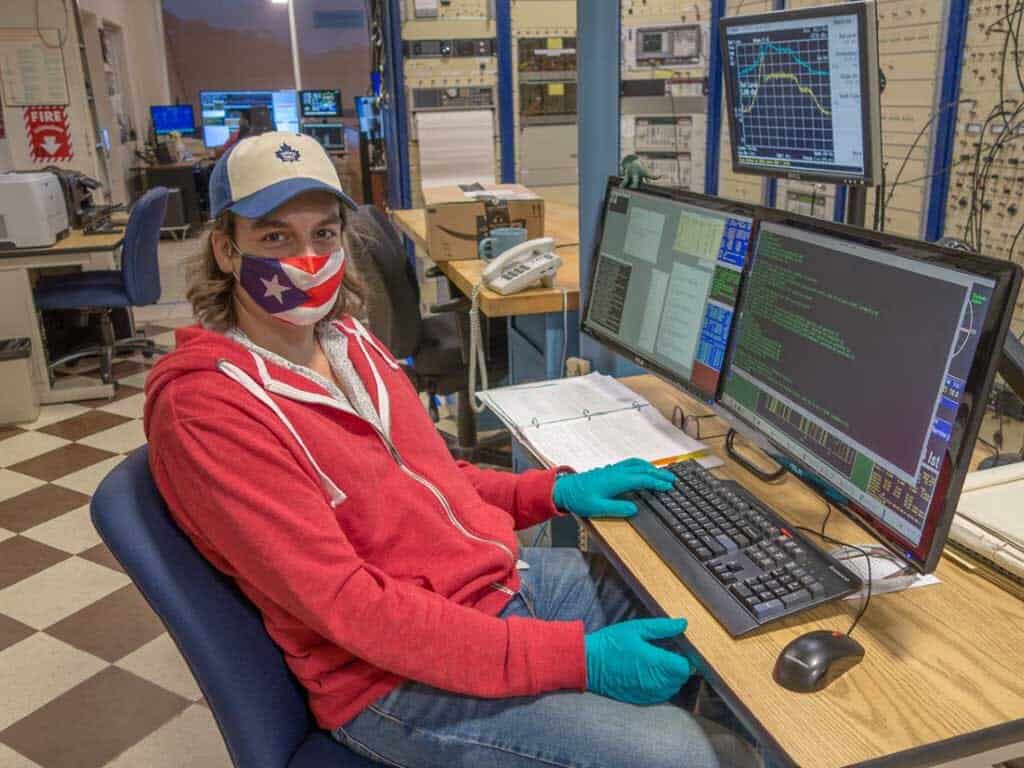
0, 230, 125, 404
391, 201, 581, 389
580, 375, 1024, 768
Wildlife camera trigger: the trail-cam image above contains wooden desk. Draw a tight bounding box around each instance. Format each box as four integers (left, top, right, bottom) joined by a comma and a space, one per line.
0, 229, 124, 262
390, 201, 580, 318
0, 230, 124, 404
580, 375, 1024, 768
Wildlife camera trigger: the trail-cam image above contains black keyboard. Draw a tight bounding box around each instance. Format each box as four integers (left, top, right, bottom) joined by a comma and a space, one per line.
626, 460, 862, 636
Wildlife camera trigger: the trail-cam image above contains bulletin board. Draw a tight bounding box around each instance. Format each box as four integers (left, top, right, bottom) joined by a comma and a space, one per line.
0, 29, 70, 107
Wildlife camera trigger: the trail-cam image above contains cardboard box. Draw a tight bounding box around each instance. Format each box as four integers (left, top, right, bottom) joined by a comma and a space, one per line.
423, 184, 545, 261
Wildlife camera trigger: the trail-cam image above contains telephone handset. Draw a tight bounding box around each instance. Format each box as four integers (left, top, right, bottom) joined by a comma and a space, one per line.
481, 237, 561, 295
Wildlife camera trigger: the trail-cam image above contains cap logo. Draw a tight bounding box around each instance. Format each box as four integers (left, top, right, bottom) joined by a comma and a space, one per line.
275, 143, 301, 163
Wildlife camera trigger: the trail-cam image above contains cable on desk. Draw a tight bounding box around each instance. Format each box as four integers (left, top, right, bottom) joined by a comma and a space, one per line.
819, 498, 833, 538
794, 526, 873, 638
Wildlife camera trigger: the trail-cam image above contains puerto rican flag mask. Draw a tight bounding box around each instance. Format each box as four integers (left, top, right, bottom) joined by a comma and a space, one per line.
233, 243, 346, 326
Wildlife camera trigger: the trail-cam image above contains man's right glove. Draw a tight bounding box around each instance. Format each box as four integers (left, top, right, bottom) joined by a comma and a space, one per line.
585, 618, 692, 705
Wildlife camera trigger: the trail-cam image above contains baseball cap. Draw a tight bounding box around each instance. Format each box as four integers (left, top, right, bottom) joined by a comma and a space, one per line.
209, 131, 357, 219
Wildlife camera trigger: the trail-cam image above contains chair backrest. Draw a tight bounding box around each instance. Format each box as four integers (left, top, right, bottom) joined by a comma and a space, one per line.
121, 187, 170, 306
346, 204, 422, 359
90, 447, 315, 768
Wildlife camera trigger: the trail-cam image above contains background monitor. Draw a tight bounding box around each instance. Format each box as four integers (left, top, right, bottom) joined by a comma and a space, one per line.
299, 89, 342, 118
151, 104, 195, 136
718, 212, 1021, 572
301, 123, 345, 151
199, 90, 299, 147
719, 2, 882, 185
582, 179, 756, 402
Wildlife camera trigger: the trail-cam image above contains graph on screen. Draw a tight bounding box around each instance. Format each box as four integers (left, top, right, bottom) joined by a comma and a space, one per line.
735, 33, 833, 152
722, 10, 870, 182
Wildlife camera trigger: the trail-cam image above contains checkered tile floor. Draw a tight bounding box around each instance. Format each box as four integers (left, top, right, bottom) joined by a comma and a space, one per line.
0, 316, 233, 768
3, 307, 1018, 768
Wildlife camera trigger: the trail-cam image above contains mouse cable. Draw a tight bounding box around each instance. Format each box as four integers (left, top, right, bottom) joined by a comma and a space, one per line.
819, 498, 833, 538
793, 526, 873, 638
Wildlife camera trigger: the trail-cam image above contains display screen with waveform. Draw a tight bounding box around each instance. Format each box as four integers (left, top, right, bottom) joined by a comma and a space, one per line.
722, 10, 869, 182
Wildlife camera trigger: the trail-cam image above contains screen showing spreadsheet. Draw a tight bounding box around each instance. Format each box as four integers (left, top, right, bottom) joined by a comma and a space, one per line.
583, 184, 754, 401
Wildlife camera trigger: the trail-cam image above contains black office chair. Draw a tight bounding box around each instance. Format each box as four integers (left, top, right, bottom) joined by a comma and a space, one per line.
346, 204, 510, 466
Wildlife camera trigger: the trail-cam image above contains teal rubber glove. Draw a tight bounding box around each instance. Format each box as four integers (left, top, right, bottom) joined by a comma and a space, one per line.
553, 458, 676, 517
620, 154, 662, 189
585, 618, 692, 705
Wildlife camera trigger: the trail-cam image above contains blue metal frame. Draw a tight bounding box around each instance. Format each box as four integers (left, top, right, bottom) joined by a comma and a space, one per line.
578, 0, 641, 376
495, 0, 516, 183
383, 0, 411, 209
833, 185, 847, 223
704, 0, 727, 195
925, 0, 969, 241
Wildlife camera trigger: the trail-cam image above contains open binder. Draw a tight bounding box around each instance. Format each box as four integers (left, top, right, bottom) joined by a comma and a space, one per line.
479, 373, 722, 472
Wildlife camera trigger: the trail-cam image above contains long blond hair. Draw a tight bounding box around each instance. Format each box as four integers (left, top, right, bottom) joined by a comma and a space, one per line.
186, 207, 366, 330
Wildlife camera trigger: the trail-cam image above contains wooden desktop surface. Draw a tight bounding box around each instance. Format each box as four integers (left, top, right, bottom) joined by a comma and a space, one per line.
586, 375, 1024, 768
0, 229, 124, 263
390, 202, 580, 318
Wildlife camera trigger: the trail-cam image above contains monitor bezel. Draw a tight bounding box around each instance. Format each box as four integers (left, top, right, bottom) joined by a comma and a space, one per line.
299, 89, 343, 118
150, 104, 196, 137
716, 207, 1022, 573
580, 177, 760, 405
718, 1, 882, 187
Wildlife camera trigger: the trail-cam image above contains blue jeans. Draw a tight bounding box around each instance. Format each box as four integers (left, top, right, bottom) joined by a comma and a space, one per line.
332, 547, 761, 768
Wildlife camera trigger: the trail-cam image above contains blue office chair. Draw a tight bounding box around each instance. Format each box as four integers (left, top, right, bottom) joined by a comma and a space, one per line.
90, 447, 376, 768
35, 187, 171, 384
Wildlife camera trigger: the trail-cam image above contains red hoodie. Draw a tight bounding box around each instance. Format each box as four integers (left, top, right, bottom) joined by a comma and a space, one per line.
143, 318, 586, 729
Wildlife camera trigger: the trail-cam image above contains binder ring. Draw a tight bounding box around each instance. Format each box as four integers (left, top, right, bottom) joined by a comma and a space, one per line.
582, 408, 591, 420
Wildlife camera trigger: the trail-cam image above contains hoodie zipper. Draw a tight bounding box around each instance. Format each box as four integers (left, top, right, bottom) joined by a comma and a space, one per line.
220, 354, 518, 595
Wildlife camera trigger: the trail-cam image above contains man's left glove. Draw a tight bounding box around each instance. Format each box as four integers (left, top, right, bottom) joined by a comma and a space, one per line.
553, 458, 676, 518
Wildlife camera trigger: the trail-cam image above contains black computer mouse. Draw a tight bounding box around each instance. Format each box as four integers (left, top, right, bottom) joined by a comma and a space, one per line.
773, 630, 865, 693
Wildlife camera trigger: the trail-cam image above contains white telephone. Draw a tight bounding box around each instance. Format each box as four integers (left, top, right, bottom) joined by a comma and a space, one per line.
481, 237, 561, 295
468, 237, 563, 413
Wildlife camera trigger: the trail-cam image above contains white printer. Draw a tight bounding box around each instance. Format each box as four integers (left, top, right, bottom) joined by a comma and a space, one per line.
0, 172, 70, 249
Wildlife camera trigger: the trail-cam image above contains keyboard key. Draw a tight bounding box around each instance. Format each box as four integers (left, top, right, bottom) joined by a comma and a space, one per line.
752, 599, 784, 620
695, 547, 713, 561
781, 589, 812, 607
730, 583, 753, 600
700, 536, 726, 557
808, 581, 825, 597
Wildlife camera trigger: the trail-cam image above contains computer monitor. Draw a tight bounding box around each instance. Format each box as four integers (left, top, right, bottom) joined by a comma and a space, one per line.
719, 2, 882, 185
301, 123, 345, 151
718, 212, 1021, 572
582, 179, 757, 402
199, 90, 299, 147
150, 104, 196, 137
299, 89, 342, 118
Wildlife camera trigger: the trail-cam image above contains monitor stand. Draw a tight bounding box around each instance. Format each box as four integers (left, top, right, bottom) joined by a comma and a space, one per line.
725, 430, 788, 483
979, 333, 1024, 469
845, 185, 869, 229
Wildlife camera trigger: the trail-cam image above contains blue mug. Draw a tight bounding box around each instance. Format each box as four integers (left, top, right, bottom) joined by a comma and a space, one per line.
479, 227, 527, 261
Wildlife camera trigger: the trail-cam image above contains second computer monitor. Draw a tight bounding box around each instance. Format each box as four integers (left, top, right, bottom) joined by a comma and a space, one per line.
719, 215, 1021, 572
582, 180, 755, 401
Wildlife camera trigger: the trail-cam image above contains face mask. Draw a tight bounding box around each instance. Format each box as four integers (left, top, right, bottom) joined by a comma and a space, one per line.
232, 242, 346, 326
